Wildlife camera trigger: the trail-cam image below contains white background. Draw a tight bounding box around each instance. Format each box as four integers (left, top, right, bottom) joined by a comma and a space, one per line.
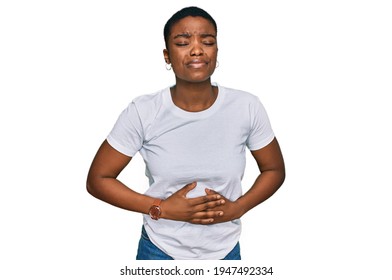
1, 0, 391, 279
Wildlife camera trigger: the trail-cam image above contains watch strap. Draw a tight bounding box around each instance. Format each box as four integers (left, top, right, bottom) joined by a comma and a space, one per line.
152, 199, 162, 207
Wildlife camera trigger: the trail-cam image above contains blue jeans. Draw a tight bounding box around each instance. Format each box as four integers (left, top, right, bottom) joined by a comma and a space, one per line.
136, 226, 241, 260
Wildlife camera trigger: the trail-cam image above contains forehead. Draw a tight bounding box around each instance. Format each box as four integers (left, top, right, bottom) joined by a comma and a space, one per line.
170, 16, 216, 37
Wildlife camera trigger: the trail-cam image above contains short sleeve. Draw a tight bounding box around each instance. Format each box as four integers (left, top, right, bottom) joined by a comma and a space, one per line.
246, 97, 275, 151
106, 102, 143, 157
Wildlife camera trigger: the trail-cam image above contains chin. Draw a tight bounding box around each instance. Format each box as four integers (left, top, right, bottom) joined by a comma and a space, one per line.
187, 77, 212, 83
181, 72, 215, 83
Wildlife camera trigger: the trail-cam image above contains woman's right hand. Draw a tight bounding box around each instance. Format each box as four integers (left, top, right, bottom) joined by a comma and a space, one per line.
160, 182, 225, 224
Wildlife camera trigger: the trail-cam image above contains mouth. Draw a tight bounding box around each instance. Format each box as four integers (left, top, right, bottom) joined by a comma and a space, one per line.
186, 59, 208, 68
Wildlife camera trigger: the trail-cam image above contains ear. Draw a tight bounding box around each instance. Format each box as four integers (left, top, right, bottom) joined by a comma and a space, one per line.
163, 49, 170, 64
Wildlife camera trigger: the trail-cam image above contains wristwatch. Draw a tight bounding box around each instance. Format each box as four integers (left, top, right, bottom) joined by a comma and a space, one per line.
148, 199, 162, 220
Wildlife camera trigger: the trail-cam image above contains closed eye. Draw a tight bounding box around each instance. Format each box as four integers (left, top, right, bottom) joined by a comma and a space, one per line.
175, 42, 189, 46
203, 41, 216, 46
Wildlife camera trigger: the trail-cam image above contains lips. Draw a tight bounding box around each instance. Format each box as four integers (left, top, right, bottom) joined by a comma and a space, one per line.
186, 59, 208, 68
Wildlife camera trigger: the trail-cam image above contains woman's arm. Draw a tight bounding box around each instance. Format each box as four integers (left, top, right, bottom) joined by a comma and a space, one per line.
205, 137, 285, 222
86, 140, 224, 223
86, 140, 152, 214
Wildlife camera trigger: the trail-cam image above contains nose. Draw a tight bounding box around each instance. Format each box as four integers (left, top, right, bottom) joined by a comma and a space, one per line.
190, 41, 204, 56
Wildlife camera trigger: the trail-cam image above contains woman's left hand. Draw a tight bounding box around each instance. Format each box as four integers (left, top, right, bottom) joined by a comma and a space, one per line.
203, 188, 244, 223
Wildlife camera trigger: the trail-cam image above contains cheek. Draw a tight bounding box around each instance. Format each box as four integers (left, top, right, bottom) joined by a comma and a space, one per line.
208, 48, 218, 60
208, 51, 218, 67
167, 52, 184, 67
170, 59, 184, 74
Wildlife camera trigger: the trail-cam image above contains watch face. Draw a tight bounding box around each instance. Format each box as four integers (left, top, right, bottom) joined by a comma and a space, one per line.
149, 205, 161, 220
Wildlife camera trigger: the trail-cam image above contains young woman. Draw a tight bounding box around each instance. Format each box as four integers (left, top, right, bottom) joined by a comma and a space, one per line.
87, 6, 285, 260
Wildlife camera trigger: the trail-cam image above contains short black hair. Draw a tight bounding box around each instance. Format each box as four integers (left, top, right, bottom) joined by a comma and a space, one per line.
163, 6, 217, 49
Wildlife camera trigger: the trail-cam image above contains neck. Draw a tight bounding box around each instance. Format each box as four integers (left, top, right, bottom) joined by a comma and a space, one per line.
171, 80, 218, 112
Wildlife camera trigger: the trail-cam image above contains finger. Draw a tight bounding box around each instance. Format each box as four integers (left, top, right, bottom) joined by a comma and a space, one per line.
188, 193, 223, 206
192, 210, 224, 220
190, 218, 215, 225
178, 182, 197, 196
190, 210, 224, 224
192, 199, 225, 212
205, 188, 218, 195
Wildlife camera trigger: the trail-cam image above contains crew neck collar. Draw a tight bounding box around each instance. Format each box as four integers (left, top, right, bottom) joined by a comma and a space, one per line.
164, 82, 224, 119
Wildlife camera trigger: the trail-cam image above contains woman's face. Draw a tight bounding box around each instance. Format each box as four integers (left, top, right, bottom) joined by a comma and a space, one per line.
164, 16, 218, 83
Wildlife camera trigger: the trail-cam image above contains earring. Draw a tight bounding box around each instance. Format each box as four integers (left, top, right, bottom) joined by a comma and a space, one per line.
165, 63, 172, 71
215, 61, 219, 68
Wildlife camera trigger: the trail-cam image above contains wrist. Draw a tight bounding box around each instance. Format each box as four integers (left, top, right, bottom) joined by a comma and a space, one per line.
233, 199, 247, 219
159, 199, 169, 219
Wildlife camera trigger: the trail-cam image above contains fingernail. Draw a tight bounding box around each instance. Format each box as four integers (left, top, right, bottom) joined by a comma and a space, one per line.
221, 199, 225, 204
216, 195, 221, 199
219, 211, 223, 216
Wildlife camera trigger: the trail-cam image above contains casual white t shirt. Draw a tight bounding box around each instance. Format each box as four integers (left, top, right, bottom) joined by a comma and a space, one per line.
107, 83, 275, 259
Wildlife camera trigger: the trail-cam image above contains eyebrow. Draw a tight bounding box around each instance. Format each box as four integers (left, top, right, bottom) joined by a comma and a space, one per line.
173, 33, 191, 39
173, 33, 216, 39
200, 33, 216, 39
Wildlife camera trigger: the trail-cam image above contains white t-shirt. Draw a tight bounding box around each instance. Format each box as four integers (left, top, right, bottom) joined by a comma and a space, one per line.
107, 83, 275, 259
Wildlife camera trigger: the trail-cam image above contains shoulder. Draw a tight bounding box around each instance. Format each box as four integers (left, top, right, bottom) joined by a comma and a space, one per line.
131, 87, 167, 108
219, 84, 261, 106
126, 87, 168, 120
